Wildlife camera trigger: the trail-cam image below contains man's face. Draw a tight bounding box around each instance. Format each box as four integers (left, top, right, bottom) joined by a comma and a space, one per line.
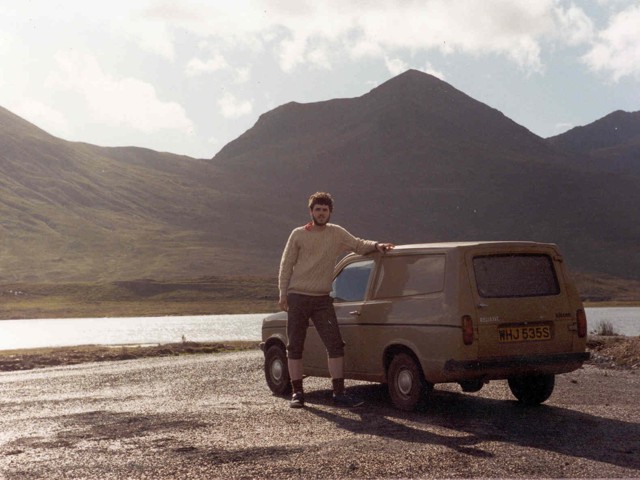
310, 204, 331, 226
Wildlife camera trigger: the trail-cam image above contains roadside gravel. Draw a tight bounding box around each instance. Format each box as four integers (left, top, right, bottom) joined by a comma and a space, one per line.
1, 350, 639, 479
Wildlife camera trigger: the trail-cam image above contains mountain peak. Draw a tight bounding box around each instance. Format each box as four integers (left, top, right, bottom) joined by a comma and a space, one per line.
548, 109, 640, 153
367, 69, 452, 100
213, 69, 553, 168
381, 68, 444, 85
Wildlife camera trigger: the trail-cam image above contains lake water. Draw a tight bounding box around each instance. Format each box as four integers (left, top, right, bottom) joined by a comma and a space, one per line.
0, 308, 637, 351
0, 314, 267, 351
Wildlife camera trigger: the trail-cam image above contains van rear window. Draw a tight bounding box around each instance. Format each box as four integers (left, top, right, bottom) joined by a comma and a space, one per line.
473, 254, 560, 298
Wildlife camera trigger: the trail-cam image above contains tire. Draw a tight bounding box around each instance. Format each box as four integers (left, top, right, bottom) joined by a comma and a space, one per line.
387, 353, 430, 411
264, 344, 292, 396
459, 379, 484, 393
508, 374, 555, 405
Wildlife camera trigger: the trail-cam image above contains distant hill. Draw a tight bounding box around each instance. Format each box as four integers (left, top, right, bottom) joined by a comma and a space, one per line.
547, 110, 640, 176
0, 106, 254, 282
1, 70, 639, 284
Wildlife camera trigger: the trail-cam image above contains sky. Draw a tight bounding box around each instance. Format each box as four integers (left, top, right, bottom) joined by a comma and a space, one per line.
1, 0, 639, 159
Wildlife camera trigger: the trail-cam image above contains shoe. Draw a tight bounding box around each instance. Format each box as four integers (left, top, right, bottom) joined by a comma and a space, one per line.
290, 392, 305, 408
332, 393, 364, 408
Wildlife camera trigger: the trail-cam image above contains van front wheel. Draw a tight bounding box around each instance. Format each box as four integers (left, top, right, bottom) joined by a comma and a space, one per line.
508, 374, 555, 405
264, 344, 292, 396
387, 353, 430, 411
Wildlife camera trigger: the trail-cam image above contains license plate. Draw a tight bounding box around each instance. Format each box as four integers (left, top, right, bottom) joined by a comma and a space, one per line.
498, 325, 551, 343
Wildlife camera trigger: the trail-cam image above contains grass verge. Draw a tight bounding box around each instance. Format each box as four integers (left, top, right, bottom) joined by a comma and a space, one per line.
587, 336, 640, 370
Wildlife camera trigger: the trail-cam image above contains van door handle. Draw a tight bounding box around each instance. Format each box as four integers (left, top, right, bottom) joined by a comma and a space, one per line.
349, 311, 361, 316
478, 303, 489, 309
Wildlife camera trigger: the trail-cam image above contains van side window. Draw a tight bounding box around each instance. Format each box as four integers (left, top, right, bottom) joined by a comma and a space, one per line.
373, 255, 446, 299
331, 260, 374, 302
473, 254, 560, 298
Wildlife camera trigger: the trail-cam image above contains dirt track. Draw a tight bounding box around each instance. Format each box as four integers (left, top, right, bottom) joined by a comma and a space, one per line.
1, 350, 639, 479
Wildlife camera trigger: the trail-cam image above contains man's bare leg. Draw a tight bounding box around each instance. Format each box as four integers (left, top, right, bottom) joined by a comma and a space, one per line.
327, 356, 344, 380
288, 358, 304, 384
328, 356, 346, 397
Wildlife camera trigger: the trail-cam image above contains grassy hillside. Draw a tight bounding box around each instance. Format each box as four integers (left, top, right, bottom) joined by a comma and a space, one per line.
0, 277, 279, 319
571, 272, 640, 305
0, 107, 278, 282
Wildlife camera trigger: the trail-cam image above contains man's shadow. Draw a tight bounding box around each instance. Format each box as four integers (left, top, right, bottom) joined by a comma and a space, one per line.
302, 385, 494, 458
299, 383, 640, 470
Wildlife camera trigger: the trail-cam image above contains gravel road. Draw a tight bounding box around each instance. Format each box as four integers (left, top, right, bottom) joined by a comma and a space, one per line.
1, 350, 639, 479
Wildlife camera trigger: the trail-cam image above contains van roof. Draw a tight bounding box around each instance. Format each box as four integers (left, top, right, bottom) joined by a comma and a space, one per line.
389, 241, 558, 252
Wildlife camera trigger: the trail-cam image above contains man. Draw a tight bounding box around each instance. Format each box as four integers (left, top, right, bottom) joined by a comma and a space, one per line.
278, 192, 394, 408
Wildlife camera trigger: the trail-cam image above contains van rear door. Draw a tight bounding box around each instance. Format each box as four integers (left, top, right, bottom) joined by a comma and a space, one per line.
467, 248, 574, 359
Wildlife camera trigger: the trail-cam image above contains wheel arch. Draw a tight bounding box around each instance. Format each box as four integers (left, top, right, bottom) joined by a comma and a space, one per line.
383, 343, 426, 382
263, 335, 287, 355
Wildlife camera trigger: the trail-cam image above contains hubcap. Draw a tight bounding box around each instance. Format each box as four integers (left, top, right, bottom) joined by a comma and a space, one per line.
271, 359, 284, 383
397, 368, 414, 396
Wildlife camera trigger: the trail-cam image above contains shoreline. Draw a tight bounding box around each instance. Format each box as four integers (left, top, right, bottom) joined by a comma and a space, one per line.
1, 336, 638, 373
0, 341, 260, 372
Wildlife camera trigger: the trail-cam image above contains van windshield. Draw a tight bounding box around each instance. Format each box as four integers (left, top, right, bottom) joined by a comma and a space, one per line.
473, 254, 560, 298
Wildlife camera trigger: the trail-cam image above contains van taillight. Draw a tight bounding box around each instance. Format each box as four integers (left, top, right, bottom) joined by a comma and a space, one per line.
577, 309, 587, 338
462, 315, 474, 345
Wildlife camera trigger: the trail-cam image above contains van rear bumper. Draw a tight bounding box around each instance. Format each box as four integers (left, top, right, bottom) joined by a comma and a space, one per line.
444, 352, 590, 372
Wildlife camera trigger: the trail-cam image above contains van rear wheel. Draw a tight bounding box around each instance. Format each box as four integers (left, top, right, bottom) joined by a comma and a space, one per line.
387, 353, 431, 411
459, 379, 484, 393
508, 374, 555, 405
264, 344, 292, 396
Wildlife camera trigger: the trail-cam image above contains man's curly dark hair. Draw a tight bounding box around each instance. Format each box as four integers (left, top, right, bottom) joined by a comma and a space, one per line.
308, 192, 334, 212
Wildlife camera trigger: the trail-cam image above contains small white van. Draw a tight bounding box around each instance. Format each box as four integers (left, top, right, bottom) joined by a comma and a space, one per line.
261, 241, 589, 411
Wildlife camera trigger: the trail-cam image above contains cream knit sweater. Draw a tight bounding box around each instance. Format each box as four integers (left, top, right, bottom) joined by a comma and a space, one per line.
278, 223, 378, 297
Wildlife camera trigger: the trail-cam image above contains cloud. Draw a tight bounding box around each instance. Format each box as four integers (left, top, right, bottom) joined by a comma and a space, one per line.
553, 122, 575, 134
385, 57, 409, 76
186, 53, 230, 77
307, 47, 332, 70
554, 4, 594, 45
0, 31, 11, 56
134, 1, 590, 74
235, 66, 251, 84
121, 16, 176, 61
385, 57, 445, 80
47, 51, 194, 134
278, 35, 308, 72
424, 62, 446, 81
185, 51, 253, 83
218, 92, 253, 118
582, 4, 640, 80
258, 0, 596, 73
117, 4, 190, 60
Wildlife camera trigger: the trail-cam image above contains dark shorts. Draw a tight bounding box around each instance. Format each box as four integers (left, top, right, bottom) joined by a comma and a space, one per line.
286, 293, 345, 360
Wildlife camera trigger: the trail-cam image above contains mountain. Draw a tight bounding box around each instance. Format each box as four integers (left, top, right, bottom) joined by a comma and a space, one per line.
211, 70, 640, 279
547, 110, 640, 176
1, 70, 639, 284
